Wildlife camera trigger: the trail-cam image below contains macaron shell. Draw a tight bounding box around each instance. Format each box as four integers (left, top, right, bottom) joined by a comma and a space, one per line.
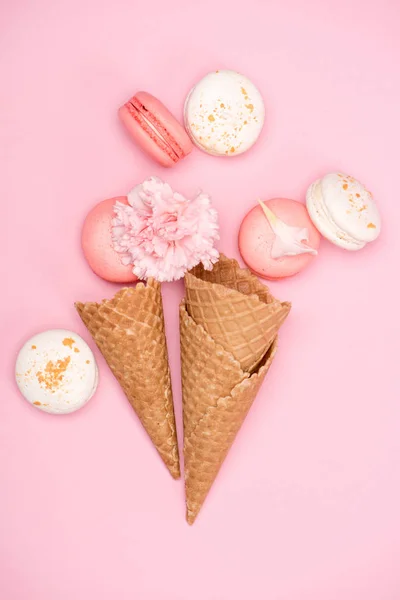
184, 87, 221, 156
82, 197, 138, 283
306, 181, 365, 251
239, 198, 320, 279
184, 70, 265, 156
135, 92, 193, 157
119, 92, 193, 167
321, 173, 381, 242
119, 104, 175, 167
15, 330, 98, 414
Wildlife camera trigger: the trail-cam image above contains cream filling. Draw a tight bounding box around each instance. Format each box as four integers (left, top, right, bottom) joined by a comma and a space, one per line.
128, 101, 180, 160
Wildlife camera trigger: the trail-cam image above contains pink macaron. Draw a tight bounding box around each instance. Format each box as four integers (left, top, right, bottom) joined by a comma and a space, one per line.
118, 91, 193, 167
239, 198, 321, 279
82, 197, 138, 283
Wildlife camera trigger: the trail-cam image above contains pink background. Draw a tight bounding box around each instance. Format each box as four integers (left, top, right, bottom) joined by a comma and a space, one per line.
1, 0, 399, 598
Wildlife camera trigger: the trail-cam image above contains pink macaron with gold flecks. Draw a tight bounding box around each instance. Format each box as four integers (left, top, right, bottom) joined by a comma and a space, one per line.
82, 197, 138, 283
239, 198, 321, 279
118, 92, 193, 167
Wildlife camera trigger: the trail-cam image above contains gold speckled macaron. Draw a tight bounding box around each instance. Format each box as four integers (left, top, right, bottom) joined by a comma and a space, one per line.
15, 329, 98, 414
184, 70, 265, 156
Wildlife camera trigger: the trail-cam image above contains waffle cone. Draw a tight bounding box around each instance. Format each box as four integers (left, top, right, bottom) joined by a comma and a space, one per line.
181, 255, 290, 523
75, 279, 180, 479
187, 255, 290, 371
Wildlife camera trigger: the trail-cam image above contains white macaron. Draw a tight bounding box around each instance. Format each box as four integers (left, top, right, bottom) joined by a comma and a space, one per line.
306, 173, 381, 250
15, 329, 98, 414
184, 70, 265, 156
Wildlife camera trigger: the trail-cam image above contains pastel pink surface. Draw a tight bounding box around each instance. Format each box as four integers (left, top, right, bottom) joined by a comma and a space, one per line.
1, 2, 400, 600
239, 198, 321, 279
118, 92, 193, 167
82, 197, 138, 283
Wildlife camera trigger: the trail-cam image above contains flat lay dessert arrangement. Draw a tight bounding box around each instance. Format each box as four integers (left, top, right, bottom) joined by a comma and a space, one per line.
14, 69, 383, 524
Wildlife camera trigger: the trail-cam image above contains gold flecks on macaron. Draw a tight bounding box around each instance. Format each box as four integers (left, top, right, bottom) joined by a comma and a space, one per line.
62, 337, 75, 348
186, 72, 264, 156
36, 356, 71, 392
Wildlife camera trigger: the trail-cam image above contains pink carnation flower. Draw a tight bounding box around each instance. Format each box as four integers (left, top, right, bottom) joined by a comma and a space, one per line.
111, 177, 219, 282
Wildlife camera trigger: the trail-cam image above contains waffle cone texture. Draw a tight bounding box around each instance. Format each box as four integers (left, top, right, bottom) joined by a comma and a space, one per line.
75, 279, 180, 479
181, 255, 291, 523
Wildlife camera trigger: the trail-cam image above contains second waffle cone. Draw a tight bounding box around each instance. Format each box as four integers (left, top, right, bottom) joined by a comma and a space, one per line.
181, 255, 291, 523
